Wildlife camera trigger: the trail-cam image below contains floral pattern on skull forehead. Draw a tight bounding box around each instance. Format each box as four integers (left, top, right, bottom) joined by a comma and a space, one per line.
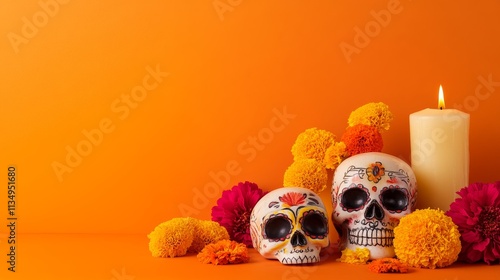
268, 191, 321, 209
339, 162, 413, 188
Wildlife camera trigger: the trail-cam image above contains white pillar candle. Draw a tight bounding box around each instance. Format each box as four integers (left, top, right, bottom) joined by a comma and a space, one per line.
409, 86, 470, 211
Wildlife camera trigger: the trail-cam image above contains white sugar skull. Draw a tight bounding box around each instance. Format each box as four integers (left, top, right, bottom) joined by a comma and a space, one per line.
331, 152, 417, 259
250, 187, 330, 264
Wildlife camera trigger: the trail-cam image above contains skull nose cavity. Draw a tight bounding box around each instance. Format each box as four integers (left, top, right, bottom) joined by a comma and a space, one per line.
291, 231, 307, 247
365, 200, 384, 221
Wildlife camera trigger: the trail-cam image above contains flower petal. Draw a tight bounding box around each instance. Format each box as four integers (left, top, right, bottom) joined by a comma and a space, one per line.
461, 230, 482, 243
482, 243, 498, 265
472, 238, 490, 251
462, 246, 483, 263
484, 183, 500, 206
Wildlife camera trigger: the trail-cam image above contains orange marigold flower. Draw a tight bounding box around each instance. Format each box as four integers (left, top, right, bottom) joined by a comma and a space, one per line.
147, 217, 197, 258
324, 141, 348, 170
197, 240, 250, 265
348, 102, 393, 131
394, 208, 461, 269
291, 128, 336, 161
337, 248, 370, 264
189, 220, 230, 253
341, 124, 383, 156
283, 159, 328, 193
368, 258, 408, 273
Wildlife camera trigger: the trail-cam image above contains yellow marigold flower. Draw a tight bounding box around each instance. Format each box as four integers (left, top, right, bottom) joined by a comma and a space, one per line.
337, 248, 370, 264
291, 128, 336, 161
147, 217, 197, 258
394, 208, 461, 269
189, 220, 230, 253
324, 141, 348, 170
283, 159, 328, 193
348, 102, 393, 131
197, 239, 250, 265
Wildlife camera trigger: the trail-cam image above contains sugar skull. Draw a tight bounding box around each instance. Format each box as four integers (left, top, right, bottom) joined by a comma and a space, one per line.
331, 152, 417, 259
250, 187, 330, 264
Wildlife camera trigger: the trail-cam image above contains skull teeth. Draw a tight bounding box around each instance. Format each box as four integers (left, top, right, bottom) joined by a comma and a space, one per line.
281, 255, 319, 264
348, 228, 394, 247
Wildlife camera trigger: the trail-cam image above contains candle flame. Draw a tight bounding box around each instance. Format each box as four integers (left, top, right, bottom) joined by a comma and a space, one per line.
438, 85, 445, 110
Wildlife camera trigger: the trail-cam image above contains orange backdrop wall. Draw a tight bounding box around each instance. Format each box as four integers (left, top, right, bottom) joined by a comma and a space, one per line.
1, 0, 499, 235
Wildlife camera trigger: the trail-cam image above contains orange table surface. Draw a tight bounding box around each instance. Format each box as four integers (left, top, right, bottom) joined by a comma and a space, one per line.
1, 234, 498, 280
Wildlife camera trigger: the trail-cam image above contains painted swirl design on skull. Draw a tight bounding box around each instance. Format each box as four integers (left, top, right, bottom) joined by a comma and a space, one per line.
331, 152, 417, 259
250, 187, 330, 264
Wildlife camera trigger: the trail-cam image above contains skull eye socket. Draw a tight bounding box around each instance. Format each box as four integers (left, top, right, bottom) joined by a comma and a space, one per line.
341, 186, 369, 211
264, 214, 292, 241
301, 210, 328, 238
380, 188, 408, 212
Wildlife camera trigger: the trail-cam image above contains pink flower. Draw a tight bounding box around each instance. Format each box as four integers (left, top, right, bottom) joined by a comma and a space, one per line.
211, 181, 266, 247
446, 182, 500, 264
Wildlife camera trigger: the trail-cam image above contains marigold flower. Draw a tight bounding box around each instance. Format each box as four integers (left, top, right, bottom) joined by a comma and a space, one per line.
348, 102, 393, 131
324, 141, 348, 170
341, 124, 383, 156
197, 240, 250, 265
189, 220, 230, 253
368, 258, 408, 273
337, 248, 370, 264
283, 158, 328, 193
147, 217, 197, 258
394, 208, 461, 269
211, 181, 266, 247
446, 181, 500, 264
291, 128, 336, 161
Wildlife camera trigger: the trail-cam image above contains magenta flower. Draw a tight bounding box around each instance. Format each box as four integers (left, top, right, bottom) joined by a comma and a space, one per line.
211, 181, 266, 247
446, 181, 500, 264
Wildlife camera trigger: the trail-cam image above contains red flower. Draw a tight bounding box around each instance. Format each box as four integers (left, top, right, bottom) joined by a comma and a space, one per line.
211, 181, 266, 247
279, 192, 306, 207
446, 182, 500, 264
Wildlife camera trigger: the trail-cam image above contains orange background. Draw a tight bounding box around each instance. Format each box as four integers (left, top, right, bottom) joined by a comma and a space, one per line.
0, 0, 500, 279
2, 0, 500, 235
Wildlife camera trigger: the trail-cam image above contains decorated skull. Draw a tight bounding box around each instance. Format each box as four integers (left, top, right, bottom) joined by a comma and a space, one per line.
331, 152, 417, 259
250, 187, 330, 264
